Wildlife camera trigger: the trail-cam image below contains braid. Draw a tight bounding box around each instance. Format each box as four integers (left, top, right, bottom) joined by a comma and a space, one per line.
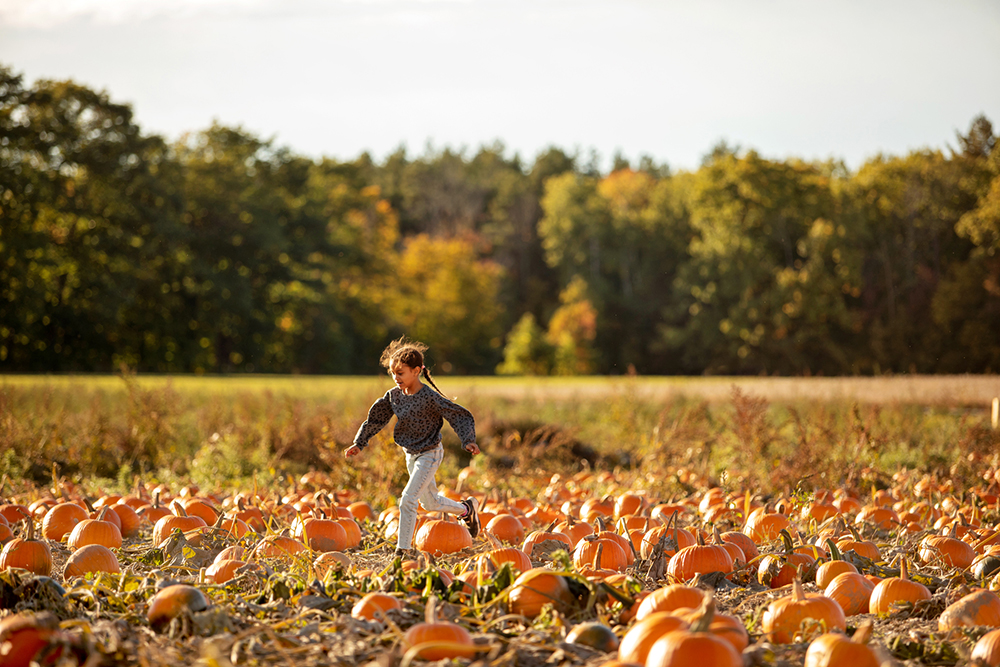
422, 367, 446, 396
381, 336, 448, 395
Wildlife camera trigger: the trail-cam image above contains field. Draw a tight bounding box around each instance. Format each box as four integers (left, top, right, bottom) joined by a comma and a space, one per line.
1, 374, 1000, 666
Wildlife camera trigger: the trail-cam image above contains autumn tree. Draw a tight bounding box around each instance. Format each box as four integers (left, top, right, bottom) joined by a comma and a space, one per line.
385, 234, 504, 374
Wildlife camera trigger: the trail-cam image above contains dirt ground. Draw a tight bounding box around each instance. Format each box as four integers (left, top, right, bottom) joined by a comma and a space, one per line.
3, 522, 995, 667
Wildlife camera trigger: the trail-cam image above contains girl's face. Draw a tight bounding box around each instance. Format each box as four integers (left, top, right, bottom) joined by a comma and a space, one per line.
389, 361, 423, 394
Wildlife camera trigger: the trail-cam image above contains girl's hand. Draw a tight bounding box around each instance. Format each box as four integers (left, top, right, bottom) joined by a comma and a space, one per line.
344, 444, 362, 458
463, 442, 480, 455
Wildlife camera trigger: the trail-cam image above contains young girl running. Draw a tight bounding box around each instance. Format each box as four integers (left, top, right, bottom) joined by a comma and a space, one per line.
344, 337, 481, 557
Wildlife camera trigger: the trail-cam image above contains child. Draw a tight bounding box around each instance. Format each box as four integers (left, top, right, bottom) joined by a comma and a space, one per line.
344, 337, 481, 557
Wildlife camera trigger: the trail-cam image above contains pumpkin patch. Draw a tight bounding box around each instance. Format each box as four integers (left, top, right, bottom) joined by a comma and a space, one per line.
0, 379, 999, 667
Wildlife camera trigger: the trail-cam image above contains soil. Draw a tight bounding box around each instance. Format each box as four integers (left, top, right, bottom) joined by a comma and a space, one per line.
2, 524, 996, 667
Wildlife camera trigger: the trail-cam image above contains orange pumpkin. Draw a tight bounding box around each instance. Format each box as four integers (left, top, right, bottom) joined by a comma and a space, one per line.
805, 622, 879, 667
336, 517, 363, 548
152, 504, 208, 547
0, 503, 32, 525
635, 584, 705, 621
762, 579, 846, 643
0, 518, 53, 576
41, 502, 89, 542
486, 513, 526, 545
110, 503, 142, 538
720, 531, 759, 561
971, 628, 1000, 667
507, 567, 576, 618
415, 519, 472, 555
351, 591, 402, 621
640, 525, 696, 559
824, 572, 875, 616
294, 515, 349, 552
0, 611, 64, 667
251, 534, 307, 559
667, 543, 733, 582
402, 597, 477, 661
555, 516, 594, 547
669, 605, 749, 653
938, 590, 1000, 631
67, 510, 123, 551
617, 612, 690, 665
868, 558, 931, 615
147, 584, 210, 632
574, 537, 629, 573
522, 523, 572, 557
645, 601, 742, 667
63, 544, 120, 578
205, 559, 250, 584
743, 508, 790, 543
614, 493, 648, 520
919, 534, 976, 570
477, 546, 532, 577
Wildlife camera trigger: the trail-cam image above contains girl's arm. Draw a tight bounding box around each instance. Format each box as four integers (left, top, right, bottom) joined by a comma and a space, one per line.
350, 393, 394, 454
434, 393, 478, 453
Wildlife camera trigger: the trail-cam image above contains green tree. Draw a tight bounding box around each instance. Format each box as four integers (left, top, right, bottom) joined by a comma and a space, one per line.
847, 147, 985, 372
546, 276, 597, 375
496, 313, 553, 375
0, 67, 185, 371
661, 152, 846, 374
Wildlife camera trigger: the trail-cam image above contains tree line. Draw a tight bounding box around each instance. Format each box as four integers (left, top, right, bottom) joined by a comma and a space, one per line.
2, 64, 998, 376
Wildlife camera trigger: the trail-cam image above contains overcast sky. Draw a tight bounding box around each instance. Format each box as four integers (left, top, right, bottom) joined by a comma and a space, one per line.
1, 0, 998, 171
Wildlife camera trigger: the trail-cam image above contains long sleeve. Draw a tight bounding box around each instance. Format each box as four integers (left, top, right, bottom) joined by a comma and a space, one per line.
353, 392, 394, 450
432, 392, 477, 447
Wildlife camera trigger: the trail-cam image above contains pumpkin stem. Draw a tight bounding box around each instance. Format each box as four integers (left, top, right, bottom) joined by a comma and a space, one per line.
485, 531, 502, 550
621, 523, 639, 559
852, 620, 874, 645
425, 596, 439, 624
171, 500, 188, 517
593, 541, 604, 569
846, 521, 863, 542
51, 462, 61, 499
24, 514, 36, 541
690, 595, 716, 633
900, 556, 910, 581
792, 577, 806, 602
779, 528, 794, 556
83, 497, 96, 513
826, 538, 843, 561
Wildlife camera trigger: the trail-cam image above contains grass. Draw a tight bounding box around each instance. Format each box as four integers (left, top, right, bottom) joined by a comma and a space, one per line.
1, 373, 998, 508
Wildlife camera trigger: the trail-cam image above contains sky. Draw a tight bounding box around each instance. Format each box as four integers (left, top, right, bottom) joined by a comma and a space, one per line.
1, 0, 999, 172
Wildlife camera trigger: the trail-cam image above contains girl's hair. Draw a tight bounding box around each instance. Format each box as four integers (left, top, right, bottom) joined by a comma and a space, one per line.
380, 336, 445, 395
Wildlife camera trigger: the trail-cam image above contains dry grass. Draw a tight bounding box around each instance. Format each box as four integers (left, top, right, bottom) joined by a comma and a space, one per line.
1, 374, 998, 502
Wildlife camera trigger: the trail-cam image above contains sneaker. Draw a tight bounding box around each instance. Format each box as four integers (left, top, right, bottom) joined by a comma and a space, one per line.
459, 497, 480, 539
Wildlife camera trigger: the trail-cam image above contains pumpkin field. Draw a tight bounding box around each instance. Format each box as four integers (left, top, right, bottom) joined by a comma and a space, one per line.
1, 374, 1000, 667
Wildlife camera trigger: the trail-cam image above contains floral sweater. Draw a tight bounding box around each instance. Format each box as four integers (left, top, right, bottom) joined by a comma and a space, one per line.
353, 385, 477, 455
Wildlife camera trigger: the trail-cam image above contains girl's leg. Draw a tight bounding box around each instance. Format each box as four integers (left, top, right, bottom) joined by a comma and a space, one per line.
396, 447, 464, 550
415, 448, 467, 514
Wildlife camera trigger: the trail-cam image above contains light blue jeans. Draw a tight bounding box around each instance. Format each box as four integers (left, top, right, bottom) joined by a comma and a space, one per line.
397, 445, 466, 550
